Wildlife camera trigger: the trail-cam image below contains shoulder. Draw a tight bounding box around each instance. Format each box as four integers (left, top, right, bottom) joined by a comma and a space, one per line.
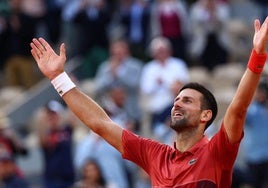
169, 57, 187, 66
97, 60, 110, 70
122, 129, 172, 152
142, 60, 158, 70
127, 57, 144, 66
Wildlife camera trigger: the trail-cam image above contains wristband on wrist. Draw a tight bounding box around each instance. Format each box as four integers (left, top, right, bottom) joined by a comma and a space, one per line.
247, 49, 267, 74
51, 72, 76, 97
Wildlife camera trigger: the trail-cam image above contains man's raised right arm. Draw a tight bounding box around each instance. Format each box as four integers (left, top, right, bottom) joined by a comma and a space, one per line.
30, 38, 124, 153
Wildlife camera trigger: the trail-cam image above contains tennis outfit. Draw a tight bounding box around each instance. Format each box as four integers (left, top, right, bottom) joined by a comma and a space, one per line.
122, 124, 242, 187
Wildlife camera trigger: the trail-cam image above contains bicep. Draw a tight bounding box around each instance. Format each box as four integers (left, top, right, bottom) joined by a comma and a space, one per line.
223, 101, 247, 144
97, 121, 124, 153
63, 88, 124, 153
223, 70, 260, 143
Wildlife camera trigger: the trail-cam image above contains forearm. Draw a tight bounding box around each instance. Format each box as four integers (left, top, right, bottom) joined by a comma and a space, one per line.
62, 88, 112, 134
224, 50, 267, 143
231, 49, 267, 111
49, 70, 124, 152
62, 87, 124, 152
223, 70, 260, 143
228, 69, 260, 114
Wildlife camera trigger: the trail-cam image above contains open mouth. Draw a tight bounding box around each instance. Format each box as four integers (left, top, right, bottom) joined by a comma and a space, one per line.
174, 111, 183, 117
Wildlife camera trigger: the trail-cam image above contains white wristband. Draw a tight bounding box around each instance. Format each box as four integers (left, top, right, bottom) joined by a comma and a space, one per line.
51, 72, 76, 97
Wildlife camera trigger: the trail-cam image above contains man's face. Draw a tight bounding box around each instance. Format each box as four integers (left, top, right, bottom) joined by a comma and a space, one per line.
170, 88, 203, 132
110, 41, 128, 61
46, 110, 61, 128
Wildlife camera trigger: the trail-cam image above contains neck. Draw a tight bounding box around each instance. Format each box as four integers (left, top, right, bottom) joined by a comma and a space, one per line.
175, 128, 204, 152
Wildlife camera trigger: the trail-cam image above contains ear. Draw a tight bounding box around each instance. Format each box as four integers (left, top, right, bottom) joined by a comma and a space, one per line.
200, 110, 212, 123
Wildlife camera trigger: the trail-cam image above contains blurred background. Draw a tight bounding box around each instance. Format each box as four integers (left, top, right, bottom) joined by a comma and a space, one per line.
0, 0, 267, 187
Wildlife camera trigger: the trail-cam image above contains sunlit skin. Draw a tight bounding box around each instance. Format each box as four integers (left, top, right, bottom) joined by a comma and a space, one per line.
171, 89, 203, 129
171, 88, 212, 152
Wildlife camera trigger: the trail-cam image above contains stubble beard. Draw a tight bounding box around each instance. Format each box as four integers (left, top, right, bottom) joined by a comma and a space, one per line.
170, 117, 189, 132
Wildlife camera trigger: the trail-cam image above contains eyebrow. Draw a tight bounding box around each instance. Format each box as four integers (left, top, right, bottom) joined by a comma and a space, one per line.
174, 95, 195, 102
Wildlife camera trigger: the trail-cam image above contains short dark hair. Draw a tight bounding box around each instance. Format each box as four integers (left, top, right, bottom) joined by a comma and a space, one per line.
179, 82, 218, 130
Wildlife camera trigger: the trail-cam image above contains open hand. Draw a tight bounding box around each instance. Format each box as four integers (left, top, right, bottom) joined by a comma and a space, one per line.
30, 37, 66, 80
253, 17, 268, 54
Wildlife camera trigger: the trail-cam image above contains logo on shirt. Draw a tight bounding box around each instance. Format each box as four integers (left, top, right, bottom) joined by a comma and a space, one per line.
188, 158, 197, 165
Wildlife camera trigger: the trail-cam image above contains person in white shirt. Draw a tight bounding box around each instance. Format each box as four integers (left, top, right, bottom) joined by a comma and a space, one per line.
140, 36, 190, 130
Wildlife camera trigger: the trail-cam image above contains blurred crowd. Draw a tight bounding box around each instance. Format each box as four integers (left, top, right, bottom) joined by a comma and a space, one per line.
0, 0, 265, 89
0, 0, 268, 187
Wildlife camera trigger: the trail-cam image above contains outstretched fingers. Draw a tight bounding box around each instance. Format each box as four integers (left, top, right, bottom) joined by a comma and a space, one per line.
263, 17, 268, 37
38, 37, 53, 52
258, 17, 268, 36
30, 42, 40, 61
254, 19, 261, 33
253, 17, 268, 54
30, 38, 44, 60
31, 38, 52, 57
59, 43, 66, 58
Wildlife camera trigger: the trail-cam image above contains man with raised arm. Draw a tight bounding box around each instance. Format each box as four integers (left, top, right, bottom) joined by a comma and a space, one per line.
30, 17, 268, 187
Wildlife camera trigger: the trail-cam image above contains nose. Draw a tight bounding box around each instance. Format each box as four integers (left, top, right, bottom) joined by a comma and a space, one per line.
173, 98, 182, 108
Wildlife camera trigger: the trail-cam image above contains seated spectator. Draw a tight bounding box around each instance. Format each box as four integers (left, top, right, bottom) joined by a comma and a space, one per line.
94, 39, 144, 126
0, 115, 28, 159
0, 115, 28, 178
75, 132, 135, 188
37, 100, 75, 188
72, 158, 107, 188
140, 36, 189, 130
0, 146, 29, 188
101, 83, 137, 132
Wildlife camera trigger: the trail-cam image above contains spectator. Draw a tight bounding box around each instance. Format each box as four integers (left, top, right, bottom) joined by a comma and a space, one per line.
60, 0, 115, 59
188, 0, 230, 70
150, 0, 190, 61
94, 39, 144, 126
43, 0, 65, 46
0, 115, 28, 159
101, 84, 138, 132
0, 147, 29, 188
117, 0, 151, 61
241, 78, 268, 188
75, 132, 134, 188
2, 0, 44, 89
140, 36, 189, 130
72, 158, 107, 188
0, 115, 28, 178
37, 100, 75, 188
71, 0, 112, 56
